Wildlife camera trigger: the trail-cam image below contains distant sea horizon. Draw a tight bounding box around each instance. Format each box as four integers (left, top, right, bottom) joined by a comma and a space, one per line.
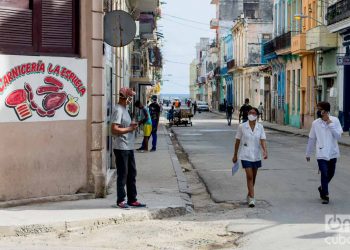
160, 93, 190, 100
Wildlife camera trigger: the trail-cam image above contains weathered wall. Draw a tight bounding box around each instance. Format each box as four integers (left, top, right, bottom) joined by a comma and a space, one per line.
0, 121, 87, 201
219, 0, 243, 21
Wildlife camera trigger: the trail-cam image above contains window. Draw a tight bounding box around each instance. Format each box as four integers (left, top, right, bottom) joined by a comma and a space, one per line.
0, 0, 79, 56
244, 3, 259, 19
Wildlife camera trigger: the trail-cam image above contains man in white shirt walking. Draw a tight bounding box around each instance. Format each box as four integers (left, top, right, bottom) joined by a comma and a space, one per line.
306, 101, 343, 204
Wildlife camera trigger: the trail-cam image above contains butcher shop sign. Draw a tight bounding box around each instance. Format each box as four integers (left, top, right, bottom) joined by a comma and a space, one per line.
0, 55, 87, 122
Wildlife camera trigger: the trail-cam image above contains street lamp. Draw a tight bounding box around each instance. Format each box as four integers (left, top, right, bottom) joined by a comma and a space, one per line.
294, 14, 324, 25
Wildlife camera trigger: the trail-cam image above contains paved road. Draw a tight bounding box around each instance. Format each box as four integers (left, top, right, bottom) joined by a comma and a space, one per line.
172, 111, 350, 250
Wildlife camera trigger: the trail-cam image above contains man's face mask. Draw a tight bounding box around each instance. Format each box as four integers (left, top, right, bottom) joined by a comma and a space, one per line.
126, 96, 133, 105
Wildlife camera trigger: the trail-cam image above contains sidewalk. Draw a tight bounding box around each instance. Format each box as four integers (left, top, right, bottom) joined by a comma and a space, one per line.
262, 121, 350, 147
0, 123, 191, 237
211, 110, 350, 147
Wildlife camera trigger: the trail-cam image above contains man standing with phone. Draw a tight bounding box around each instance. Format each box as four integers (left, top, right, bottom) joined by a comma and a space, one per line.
111, 87, 146, 209
306, 102, 343, 204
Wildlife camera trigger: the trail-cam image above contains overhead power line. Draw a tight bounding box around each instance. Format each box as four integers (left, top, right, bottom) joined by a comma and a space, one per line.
161, 17, 215, 32
163, 13, 209, 26
164, 59, 190, 65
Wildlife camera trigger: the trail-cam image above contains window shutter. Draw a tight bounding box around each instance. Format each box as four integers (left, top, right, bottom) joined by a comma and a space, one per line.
0, 5, 34, 52
40, 0, 78, 54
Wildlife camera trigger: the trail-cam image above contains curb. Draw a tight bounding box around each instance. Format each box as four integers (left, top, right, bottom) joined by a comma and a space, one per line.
263, 124, 350, 147
162, 125, 194, 213
0, 207, 187, 237
262, 125, 309, 138
0, 194, 95, 209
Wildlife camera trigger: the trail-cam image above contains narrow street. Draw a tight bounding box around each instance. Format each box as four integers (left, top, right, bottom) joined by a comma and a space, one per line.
0, 113, 349, 249
172, 112, 350, 249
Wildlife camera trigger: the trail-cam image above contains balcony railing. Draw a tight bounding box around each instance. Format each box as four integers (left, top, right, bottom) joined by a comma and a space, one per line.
263, 40, 275, 56
327, 0, 350, 26
275, 31, 291, 51
227, 59, 235, 71
263, 31, 291, 56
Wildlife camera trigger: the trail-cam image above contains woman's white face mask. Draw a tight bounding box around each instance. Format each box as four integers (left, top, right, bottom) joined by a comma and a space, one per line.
248, 114, 257, 121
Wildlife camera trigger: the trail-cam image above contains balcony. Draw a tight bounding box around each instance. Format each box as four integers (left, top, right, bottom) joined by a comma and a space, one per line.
263, 40, 275, 56
275, 31, 291, 55
227, 59, 235, 72
210, 18, 219, 29
306, 26, 338, 50
291, 33, 309, 55
262, 31, 291, 57
130, 71, 152, 83
139, 13, 155, 38
129, 0, 159, 13
327, 0, 350, 32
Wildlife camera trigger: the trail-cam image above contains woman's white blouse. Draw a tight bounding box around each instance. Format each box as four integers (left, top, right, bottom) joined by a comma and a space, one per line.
235, 122, 266, 162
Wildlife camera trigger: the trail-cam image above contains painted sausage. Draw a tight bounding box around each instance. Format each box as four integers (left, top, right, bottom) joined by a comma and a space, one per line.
44, 76, 64, 89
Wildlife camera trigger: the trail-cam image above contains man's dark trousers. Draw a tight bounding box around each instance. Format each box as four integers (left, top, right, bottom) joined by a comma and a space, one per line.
151, 119, 158, 150
317, 158, 337, 196
114, 149, 137, 203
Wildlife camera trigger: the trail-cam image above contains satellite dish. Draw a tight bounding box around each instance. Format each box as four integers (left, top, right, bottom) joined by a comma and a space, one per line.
104, 10, 136, 47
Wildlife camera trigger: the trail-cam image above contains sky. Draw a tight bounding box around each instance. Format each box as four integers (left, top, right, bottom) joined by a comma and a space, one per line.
159, 0, 215, 94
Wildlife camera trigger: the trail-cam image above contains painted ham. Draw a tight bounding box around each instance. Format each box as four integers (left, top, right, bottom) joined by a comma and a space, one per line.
43, 92, 67, 111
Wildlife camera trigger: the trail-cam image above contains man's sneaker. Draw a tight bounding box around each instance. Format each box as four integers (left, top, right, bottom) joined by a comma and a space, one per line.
248, 197, 255, 208
150, 148, 156, 152
128, 201, 146, 207
117, 201, 130, 209
322, 196, 329, 204
136, 147, 144, 152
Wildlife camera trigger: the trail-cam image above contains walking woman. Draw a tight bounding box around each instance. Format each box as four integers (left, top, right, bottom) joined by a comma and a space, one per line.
232, 107, 268, 207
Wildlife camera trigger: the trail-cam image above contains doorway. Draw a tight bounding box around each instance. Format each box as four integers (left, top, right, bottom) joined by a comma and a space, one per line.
105, 66, 114, 171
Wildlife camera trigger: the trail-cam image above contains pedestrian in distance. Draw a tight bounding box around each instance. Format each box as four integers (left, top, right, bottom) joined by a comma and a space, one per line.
135, 100, 152, 153
111, 87, 146, 209
306, 101, 343, 204
193, 100, 197, 115
239, 98, 251, 123
232, 107, 268, 208
226, 103, 234, 126
239, 98, 252, 123
187, 99, 191, 108
258, 102, 264, 122
167, 105, 175, 123
149, 96, 161, 152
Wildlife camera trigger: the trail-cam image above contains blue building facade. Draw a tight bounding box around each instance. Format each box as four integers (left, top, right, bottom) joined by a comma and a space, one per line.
222, 33, 234, 106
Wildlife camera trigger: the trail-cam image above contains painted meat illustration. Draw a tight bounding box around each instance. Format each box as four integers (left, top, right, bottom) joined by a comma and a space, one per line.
44, 76, 63, 89
5, 89, 32, 120
5, 89, 27, 106
43, 92, 67, 111
64, 94, 80, 117
36, 86, 61, 95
